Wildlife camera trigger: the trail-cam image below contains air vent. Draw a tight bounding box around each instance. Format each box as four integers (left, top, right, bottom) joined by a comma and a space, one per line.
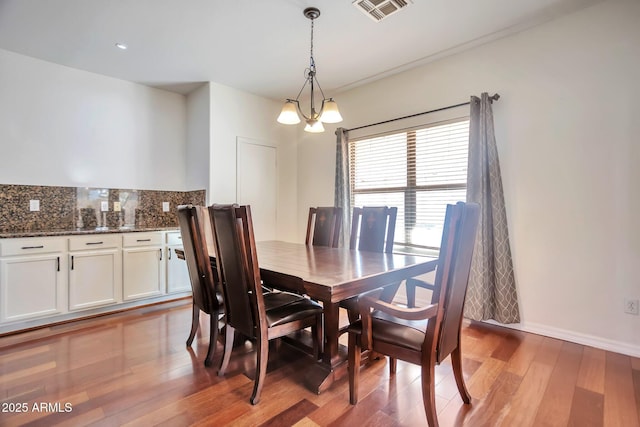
352, 0, 412, 22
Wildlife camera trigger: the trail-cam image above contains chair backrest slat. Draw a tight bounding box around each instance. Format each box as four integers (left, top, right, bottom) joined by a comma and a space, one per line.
350, 206, 397, 253
306, 207, 342, 247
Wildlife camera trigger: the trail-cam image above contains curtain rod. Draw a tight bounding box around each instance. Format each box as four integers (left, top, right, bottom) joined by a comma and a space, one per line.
345, 93, 500, 133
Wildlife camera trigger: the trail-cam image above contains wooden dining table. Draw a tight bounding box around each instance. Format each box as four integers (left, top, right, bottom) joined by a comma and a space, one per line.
251, 241, 438, 393
177, 240, 438, 393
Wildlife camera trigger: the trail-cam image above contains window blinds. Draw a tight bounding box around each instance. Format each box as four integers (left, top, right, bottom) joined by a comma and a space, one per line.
349, 119, 469, 249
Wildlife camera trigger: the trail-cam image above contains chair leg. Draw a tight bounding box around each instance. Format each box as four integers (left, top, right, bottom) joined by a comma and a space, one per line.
346, 307, 360, 324
218, 325, 235, 376
186, 304, 200, 346
348, 332, 361, 405
451, 347, 471, 404
406, 281, 416, 308
250, 336, 269, 405
204, 310, 219, 367
389, 357, 397, 374
313, 313, 323, 360
273, 338, 282, 353
421, 362, 438, 427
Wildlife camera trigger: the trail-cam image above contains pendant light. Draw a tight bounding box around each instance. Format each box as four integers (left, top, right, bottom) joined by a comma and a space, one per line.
277, 7, 343, 133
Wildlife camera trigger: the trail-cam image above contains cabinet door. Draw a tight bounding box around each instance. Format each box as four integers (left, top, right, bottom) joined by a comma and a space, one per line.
166, 245, 191, 293
0, 254, 64, 322
69, 249, 122, 310
122, 247, 163, 300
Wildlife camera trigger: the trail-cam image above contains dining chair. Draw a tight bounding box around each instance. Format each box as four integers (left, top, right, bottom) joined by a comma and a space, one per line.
406, 277, 436, 308
177, 204, 224, 367
209, 204, 323, 405
306, 206, 342, 247
341, 206, 398, 323
347, 202, 480, 427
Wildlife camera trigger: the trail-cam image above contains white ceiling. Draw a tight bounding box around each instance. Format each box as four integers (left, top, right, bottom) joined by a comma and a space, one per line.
0, 0, 602, 100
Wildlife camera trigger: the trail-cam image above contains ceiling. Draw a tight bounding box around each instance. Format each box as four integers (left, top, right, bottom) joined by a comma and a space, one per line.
0, 0, 602, 100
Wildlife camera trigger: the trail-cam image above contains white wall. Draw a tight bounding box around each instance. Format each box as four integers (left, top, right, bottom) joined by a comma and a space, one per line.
208, 82, 299, 242
298, 0, 640, 355
0, 49, 302, 241
0, 49, 188, 190
186, 83, 211, 194
296, 130, 340, 238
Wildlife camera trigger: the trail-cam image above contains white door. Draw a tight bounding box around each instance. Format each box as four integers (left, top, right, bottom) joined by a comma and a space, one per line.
236, 138, 277, 242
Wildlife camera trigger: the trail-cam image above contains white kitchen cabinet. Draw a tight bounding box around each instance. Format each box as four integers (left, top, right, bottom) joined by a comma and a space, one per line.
165, 231, 191, 293
122, 232, 164, 301
0, 229, 191, 334
0, 237, 67, 323
68, 235, 122, 311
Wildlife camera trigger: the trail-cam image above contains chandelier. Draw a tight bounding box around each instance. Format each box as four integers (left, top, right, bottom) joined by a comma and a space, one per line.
277, 7, 343, 133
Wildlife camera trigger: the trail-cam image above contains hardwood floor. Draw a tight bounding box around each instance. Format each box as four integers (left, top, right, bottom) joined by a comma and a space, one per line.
0, 300, 638, 427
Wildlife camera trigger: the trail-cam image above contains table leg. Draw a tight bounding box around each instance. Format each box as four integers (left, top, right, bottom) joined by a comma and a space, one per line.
323, 301, 341, 366
303, 300, 345, 393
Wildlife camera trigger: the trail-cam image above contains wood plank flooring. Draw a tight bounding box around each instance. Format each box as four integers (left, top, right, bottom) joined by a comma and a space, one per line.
0, 300, 638, 426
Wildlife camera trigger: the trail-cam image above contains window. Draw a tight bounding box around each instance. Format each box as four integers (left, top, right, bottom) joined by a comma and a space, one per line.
349, 118, 469, 250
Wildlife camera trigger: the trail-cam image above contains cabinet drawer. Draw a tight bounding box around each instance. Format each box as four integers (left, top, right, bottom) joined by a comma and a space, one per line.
123, 232, 162, 247
166, 231, 183, 246
0, 237, 66, 257
69, 234, 121, 251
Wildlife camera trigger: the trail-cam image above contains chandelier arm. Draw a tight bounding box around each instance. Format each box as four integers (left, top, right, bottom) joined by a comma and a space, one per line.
294, 100, 311, 121
318, 99, 326, 119
309, 70, 317, 119
313, 74, 328, 103
292, 75, 312, 121
293, 77, 309, 103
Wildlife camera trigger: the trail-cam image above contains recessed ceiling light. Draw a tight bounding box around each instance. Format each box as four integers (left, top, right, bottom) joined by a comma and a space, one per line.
115, 43, 128, 50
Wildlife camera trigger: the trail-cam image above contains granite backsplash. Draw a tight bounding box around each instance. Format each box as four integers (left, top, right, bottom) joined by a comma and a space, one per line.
0, 184, 205, 233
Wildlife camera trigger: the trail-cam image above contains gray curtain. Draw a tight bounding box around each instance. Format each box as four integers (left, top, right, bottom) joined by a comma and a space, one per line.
464, 93, 520, 323
334, 127, 351, 247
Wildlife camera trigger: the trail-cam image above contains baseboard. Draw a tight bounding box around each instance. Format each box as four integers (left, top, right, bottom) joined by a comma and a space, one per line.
0, 293, 192, 337
389, 288, 639, 358
482, 319, 640, 358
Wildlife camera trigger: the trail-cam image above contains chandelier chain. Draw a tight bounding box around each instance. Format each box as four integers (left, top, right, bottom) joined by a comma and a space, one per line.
310, 18, 315, 70
308, 15, 326, 100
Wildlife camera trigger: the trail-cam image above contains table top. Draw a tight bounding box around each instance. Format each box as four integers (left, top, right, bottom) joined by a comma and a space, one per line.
255, 241, 437, 303
176, 240, 438, 303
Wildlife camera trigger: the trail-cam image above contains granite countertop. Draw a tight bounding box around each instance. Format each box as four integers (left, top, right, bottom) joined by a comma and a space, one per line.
0, 226, 180, 239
